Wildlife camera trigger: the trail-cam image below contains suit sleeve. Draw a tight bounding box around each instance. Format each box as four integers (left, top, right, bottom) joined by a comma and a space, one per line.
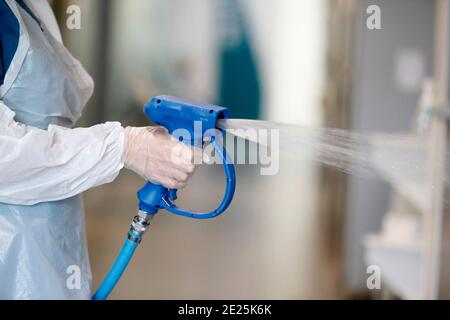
0, 100, 125, 205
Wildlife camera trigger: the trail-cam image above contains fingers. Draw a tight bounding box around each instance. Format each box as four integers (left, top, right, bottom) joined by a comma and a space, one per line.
123, 126, 200, 190
172, 170, 189, 183
170, 141, 194, 165
146, 126, 168, 135
158, 176, 188, 190
176, 162, 196, 175
166, 165, 197, 188
149, 160, 196, 189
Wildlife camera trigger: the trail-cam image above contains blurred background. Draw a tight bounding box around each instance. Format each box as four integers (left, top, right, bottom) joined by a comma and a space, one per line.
50, 0, 450, 299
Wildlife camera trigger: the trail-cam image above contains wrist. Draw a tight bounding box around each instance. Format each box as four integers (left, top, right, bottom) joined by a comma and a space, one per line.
121, 126, 134, 168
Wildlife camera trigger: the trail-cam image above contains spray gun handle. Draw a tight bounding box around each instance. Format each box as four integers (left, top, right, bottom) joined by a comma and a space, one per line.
137, 136, 236, 219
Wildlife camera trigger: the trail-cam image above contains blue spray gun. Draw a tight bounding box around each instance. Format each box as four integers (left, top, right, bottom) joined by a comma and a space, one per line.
92, 96, 236, 300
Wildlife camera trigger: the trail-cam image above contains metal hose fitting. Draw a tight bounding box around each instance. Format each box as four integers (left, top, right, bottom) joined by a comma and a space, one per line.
128, 210, 154, 243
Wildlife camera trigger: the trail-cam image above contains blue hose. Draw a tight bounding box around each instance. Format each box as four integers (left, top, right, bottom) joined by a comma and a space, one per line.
92, 236, 140, 300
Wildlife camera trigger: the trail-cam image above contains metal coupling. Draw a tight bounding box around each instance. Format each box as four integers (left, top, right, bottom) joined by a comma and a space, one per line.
130, 210, 154, 236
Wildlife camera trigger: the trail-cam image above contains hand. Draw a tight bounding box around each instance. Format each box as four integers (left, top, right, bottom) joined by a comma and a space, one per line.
122, 126, 196, 189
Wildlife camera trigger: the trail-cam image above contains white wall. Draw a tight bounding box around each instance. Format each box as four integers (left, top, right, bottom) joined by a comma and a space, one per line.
243, 0, 327, 127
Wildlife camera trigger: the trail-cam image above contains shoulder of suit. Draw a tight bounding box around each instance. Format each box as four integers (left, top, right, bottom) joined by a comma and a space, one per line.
25, 0, 63, 43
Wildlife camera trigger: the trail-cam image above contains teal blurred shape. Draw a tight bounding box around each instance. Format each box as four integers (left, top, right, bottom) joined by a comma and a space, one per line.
218, 0, 261, 120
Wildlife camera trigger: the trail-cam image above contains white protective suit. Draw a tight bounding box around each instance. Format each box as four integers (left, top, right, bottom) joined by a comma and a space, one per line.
0, 0, 124, 299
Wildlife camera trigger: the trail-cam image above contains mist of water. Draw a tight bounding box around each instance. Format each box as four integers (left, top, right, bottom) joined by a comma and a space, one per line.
217, 119, 429, 185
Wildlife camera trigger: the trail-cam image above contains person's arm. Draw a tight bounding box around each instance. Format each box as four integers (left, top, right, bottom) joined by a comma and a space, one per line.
0, 100, 124, 205
0, 101, 196, 206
